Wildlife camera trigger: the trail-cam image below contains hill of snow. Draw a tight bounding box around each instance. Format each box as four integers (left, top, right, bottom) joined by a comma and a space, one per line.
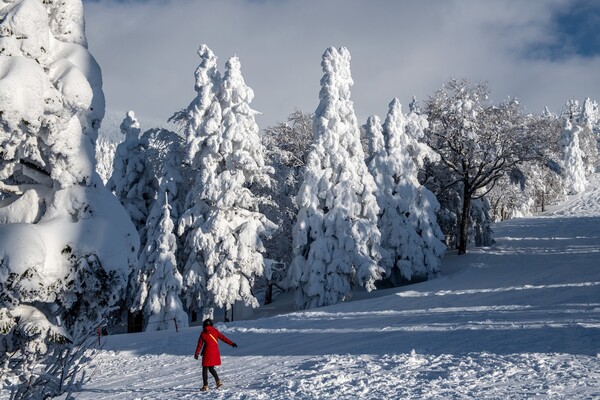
56, 177, 600, 399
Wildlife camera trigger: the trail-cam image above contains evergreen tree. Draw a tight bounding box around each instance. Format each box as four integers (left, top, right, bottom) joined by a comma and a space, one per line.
171, 45, 222, 320
174, 46, 276, 321
108, 111, 156, 239
261, 110, 313, 304
133, 192, 187, 331
577, 98, 599, 175
289, 47, 383, 309
95, 138, 117, 184
366, 100, 445, 285
0, 1, 137, 396
559, 117, 588, 194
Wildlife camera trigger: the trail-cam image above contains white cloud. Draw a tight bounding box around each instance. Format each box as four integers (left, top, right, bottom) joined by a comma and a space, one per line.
83, 0, 599, 130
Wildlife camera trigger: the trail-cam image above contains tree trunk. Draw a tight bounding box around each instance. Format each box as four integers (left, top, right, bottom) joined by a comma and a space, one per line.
458, 184, 472, 255
264, 283, 273, 305
541, 191, 545, 212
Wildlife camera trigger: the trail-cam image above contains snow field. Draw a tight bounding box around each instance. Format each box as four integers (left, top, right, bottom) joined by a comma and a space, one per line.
51, 175, 600, 399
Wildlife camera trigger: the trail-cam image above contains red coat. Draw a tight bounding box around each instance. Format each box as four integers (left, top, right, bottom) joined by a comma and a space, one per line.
195, 326, 234, 367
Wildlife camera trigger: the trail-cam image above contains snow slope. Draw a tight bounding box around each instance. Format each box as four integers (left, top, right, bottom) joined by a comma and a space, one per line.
62, 177, 600, 399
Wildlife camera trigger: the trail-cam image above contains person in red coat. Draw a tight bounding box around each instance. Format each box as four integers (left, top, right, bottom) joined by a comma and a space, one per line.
194, 318, 237, 391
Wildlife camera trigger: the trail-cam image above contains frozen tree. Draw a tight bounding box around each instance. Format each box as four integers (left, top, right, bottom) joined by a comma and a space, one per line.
133, 191, 187, 332
559, 117, 588, 194
289, 47, 383, 310
107, 112, 157, 329
108, 111, 155, 237
582, 98, 599, 135
366, 100, 445, 286
169, 44, 222, 166
487, 111, 566, 219
126, 126, 186, 331
174, 46, 276, 321
261, 109, 313, 304
95, 137, 116, 184
0, 0, 138, 397
575, 98, 599, 174
425, 79, 533, 254
169, 45, 222, 321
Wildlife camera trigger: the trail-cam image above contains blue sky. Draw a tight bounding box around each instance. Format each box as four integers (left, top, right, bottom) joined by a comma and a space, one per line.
529, 0, 600, 59
82, 0, 599, 131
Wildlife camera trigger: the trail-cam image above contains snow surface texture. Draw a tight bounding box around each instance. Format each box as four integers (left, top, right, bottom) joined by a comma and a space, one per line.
51, 174, 600, 399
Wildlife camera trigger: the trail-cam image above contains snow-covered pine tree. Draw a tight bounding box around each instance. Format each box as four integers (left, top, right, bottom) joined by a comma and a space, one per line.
578, 98, 599, 174
0, 0, 138, 397
133, 191, 187, 332
367, 99, 445, 285
174, 46, 276, 321
107, 112, 157, 329
582, 98, 599, 136
129, 126, 186, 331
95, 138, 117, 184
203, 55, 276, 320
261, 109, 313, 304
289, 47, 383, 309
170, 45, 222, 321
559, 116, 588, 194
108, 111, 156, 238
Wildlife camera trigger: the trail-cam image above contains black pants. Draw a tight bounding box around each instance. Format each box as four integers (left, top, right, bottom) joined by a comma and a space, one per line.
202, 366, 219, 386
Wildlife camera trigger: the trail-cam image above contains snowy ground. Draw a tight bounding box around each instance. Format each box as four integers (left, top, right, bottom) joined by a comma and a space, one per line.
60, 179, 600, 399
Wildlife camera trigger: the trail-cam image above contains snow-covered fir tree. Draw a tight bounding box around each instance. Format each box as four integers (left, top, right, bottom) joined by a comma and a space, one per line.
174, 45, 276, 321
133, 191, 187, 332
261, 109, 313, 304
170, 45, 222, 320
107, 112, 157, 327
95, 137, 117, 184
289, 47, 384, 310
582, 98, 599, 136
130, 127, 186, 331
578, 98, 599, 174
108, 111, 156, 238
559, 116, 588, 194
0, 0, 138, 397
366, 100, 445, 285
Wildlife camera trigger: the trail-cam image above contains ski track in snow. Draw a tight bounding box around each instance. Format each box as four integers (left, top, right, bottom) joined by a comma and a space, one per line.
50, 177, 600, 400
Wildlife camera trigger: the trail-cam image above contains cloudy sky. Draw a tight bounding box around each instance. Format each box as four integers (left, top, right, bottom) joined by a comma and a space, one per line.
82, 0, 600, 131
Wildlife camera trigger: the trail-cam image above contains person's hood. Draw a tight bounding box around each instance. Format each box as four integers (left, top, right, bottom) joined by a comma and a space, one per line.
204, 325, 217, 333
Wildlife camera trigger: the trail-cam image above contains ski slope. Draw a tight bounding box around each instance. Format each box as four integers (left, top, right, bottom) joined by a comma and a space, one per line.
65, 179, 600, 399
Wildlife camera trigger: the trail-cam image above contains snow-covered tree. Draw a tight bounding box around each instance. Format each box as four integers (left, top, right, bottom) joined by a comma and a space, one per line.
169, 45, 222, 321
487, 110, 566, 219
174, 46, 276, 321
0, 0, 138, 397
106, 112, 157, 329
289, 47, 383, 309
261, 109, 313, 304
95, 137, 117, 184
133, 191, 187, 332
559, 117, 588, 194
108, 111, 156, 237
366, 100, 445, 286
582, 98, 599, 136
424, 79, 533, 254
575, 98, 599, 175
